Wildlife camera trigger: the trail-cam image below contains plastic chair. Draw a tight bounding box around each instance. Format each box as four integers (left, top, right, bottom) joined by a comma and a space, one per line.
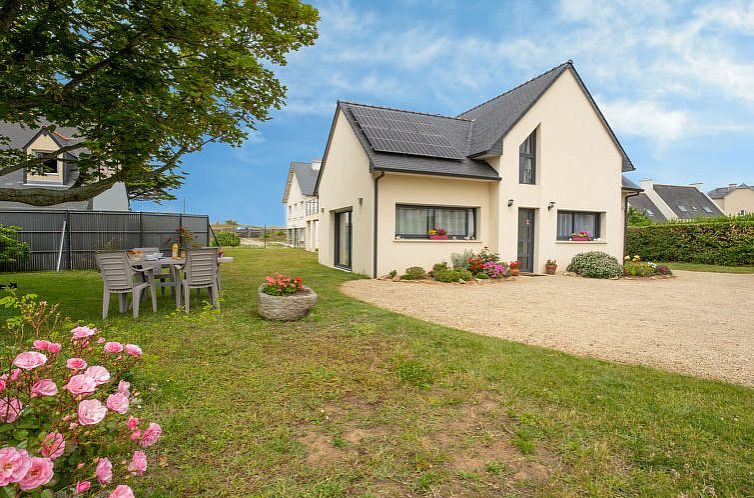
95, 252, 157, 319
180, 248, 220, 312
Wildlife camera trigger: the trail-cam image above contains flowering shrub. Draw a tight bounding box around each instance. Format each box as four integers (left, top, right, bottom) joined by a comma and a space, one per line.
0, 292, 162, 496
623, 255, 673, 277
262, 273, 304, 295
482, 261, 509, 278
509, 260, 520, 269
467, 247, 500, 275
567, 251, 623, 278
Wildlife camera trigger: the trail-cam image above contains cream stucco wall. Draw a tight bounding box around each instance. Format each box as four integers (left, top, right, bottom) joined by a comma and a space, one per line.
491, 69, 625, 272
25, 134, 65, 183
317, 110, 374, 275
376, 173, 495, 276
715, 188, 754, 215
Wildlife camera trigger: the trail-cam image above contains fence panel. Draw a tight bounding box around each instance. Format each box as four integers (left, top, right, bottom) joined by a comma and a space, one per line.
0, 210, 209, 272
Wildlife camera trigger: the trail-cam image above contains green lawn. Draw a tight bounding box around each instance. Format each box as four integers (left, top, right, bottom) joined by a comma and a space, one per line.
661, 261, 754, 274
4, 248, 753, 497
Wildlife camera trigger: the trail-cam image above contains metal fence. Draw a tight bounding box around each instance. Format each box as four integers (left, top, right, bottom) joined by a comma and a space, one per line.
0, 210, 209, 272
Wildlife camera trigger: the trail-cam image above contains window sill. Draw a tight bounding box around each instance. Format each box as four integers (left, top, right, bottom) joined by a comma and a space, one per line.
555, 240, 606, 244
393, 238, 480, 243
23, 182, 66, 188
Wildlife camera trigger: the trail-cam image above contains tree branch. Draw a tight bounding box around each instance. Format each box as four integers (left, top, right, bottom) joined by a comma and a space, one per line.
0, 143, 86, 177
0, 176, 120, 206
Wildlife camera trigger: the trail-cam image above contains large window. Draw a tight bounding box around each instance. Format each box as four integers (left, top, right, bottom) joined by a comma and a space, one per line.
27, 150, 62, 183
519, 129, 536, 184
395, 205, 476, 239
557, 211, 601, 240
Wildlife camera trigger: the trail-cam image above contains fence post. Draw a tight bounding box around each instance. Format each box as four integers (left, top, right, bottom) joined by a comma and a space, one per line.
65, 211, 71, 271
139, 212, 144, 248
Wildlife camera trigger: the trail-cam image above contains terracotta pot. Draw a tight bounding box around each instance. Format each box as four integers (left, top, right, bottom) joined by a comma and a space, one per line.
545, 264, 557, 275
429, 234, 449, 240
510, 268, 520, 276
257, 285, 317, 321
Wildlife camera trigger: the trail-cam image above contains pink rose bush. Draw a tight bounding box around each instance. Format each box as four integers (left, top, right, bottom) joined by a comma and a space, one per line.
0, 293, 162, 496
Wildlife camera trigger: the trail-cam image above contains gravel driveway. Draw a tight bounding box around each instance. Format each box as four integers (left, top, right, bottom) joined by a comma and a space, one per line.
341, 271, 754, 387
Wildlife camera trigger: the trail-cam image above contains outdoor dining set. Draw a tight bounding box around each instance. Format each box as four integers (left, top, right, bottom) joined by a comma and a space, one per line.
95, 247, 233, 318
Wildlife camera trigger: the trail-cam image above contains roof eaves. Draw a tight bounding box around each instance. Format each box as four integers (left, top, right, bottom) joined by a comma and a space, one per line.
373, 166, 501, 182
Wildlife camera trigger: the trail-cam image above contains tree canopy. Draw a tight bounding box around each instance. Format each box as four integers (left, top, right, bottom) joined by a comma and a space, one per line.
0, 0, 318, 205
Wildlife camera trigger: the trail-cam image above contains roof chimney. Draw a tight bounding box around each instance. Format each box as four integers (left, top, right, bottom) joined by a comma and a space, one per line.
639, 178, 654, 190
311, 159, 322, 171
688, 182, 703, 190
728, 183, 738, 192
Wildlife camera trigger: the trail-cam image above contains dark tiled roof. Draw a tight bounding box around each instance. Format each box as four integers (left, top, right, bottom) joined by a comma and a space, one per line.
621, 175, 642, 190
457, 62, 634, 172
291, 161, 318, 196
627, 193, 666, 222
0, 120, 82, 156
339, 102, 500, 180
707, 183, 753, 199
653, 184, 724, 219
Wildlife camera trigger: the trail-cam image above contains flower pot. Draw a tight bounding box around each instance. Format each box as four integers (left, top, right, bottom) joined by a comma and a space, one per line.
257, 285, 317, 321
429, 234, 449, 240
570, 236, 590, 241
545, 264, 557, 275
510, 268, 520, 276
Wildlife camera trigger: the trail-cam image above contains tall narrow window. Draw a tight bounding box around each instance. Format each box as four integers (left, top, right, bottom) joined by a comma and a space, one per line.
519, 130, 536, 184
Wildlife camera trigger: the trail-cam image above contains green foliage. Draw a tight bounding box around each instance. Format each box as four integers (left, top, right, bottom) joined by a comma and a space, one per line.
450, 249, 474, 269
388, 270, 397, 278
476, 272, 490, 279
432, 262, 449, 273
395, 359, 434, 389
0, 0, 318, 205
627, 216, 754, 265
627, 206, 653, 226
401, 266, 427, 280
433, 268, 473, 282
0, 225, 29, 264
567, 251, 623, 279
212, 232, 241, 247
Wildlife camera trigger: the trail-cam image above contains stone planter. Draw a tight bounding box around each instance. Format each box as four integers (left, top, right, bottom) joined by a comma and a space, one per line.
257, 285, 317, 321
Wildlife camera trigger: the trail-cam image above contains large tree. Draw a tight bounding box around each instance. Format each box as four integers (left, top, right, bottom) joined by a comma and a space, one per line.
0, 0, 318, 205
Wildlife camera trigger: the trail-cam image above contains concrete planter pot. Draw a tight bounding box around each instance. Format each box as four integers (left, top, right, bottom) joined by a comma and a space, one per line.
257, 285, 317, 321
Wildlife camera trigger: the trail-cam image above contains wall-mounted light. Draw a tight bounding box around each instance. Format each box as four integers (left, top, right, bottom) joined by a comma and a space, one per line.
320, 208, 324, 213
547, 201, 556, 210
358, 197, 364, 206
507, 199, 514, 207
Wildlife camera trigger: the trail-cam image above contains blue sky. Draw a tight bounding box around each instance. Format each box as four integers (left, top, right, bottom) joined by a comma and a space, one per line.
132, 0, 754, 225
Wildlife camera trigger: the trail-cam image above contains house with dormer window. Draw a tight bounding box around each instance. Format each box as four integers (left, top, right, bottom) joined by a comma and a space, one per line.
313, 62, 640, 276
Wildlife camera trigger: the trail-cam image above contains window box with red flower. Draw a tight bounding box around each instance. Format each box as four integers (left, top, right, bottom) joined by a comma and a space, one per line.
427, 228, 448, 240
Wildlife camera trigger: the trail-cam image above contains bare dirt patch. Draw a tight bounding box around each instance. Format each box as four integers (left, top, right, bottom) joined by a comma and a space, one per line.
342, 271, 754, 386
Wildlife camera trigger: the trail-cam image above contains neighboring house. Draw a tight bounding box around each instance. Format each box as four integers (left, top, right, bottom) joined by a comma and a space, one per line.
707, 183, 754, 216
282, 160, 321, 251
314, 61, 638, 276
629, 179, 724, 221
0, 121, 129, 211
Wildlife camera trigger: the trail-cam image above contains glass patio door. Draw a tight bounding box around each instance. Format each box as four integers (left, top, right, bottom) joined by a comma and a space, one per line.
334, 210, 352, 270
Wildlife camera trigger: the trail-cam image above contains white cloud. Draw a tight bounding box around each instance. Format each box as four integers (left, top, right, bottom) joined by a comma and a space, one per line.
598, 98, 690, 146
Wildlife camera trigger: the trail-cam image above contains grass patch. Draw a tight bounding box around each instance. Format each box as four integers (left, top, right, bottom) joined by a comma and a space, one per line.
660, 261, 754, 273
2, 247, 753, 497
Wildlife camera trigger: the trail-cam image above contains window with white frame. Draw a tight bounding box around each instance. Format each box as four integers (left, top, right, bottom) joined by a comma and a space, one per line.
395, 205, 476, 239
557, 211, 601, 240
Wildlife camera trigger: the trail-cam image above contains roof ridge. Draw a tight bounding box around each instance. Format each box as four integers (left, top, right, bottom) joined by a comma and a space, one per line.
457, 61, 572, 118
338, 100, 472, 122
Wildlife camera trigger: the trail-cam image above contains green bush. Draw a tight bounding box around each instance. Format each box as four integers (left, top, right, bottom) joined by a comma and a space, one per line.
0, 225, 30, 263
401, 266, 427, 280
212, 231, 241, 247
434, 268, 473, 282
567, 251, 623, 279
450, 249, 474, 269
432, 261, 449, 273
476, 272, 490, 279
626, 215, 754, 265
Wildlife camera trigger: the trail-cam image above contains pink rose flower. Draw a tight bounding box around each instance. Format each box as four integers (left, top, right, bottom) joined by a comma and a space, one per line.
71, 326, 96, 339
106, 393, 129, 414
18, 457, 54, 491
140, 422, 162, 448
97, 337, 106, 344
32, 340, 50, 351
95, 457, 112, 484
13, 351, 47, 370
47, 343, 62, 353
118, 380, 130, 394
31, 379, 57, 397
76, 481, 91, 493
109, 485, 135, 498
78, 399, 107, 425
127, 450, 147, 475
103, 342, 124, 353
0, 398, 23, 423
126, 416, 139, 430
130, 430, 141, 441
124, 344, 142, 357
10, 369, 20, 381
66, 358, 87, 370
65, 375, 96, 396
0, 378, 6, 393
84, 365, 110, 385
0, 447, 31, 486
41, 432, 65, 460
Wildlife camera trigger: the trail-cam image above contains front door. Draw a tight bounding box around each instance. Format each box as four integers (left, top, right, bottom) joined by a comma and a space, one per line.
517, 208, 535, 273
334, 210, 352, 270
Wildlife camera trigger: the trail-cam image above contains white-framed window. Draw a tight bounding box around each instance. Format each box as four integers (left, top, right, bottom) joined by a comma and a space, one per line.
395, 204, 476, 239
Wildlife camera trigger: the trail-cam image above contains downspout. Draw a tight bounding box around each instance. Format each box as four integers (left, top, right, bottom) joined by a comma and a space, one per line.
373, 171, 385, 278
623, 190, 641, 257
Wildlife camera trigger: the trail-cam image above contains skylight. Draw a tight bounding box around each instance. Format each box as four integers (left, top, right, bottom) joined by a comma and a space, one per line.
690, 206, 698, 211
646, 209, 655, 215
703, 206, 713, 213
677, 205, 688, 212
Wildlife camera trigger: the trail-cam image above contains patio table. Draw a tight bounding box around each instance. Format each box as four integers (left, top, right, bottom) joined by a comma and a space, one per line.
129, 256, 185, 307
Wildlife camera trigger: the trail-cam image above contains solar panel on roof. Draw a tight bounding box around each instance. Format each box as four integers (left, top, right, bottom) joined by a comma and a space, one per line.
349, 106, 464, 160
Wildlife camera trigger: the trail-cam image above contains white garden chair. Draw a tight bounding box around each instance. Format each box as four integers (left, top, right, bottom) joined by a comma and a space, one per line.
95, 252, 157, 319
180, 248, 220, 312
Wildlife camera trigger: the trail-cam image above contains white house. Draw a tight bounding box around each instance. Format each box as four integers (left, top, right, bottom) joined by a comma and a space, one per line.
314, 61, 641, 276
282, 160, 320, 251
628, 180, 724, 221
0, 121, 129, 211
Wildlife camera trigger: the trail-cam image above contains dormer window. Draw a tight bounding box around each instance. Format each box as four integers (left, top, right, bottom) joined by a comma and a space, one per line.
519, 129, 536, 184
26, 150, 63, 184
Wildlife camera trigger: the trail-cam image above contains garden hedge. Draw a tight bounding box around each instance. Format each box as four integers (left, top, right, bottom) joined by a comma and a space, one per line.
626, 217, 754, 265
212, 231, 241, 247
